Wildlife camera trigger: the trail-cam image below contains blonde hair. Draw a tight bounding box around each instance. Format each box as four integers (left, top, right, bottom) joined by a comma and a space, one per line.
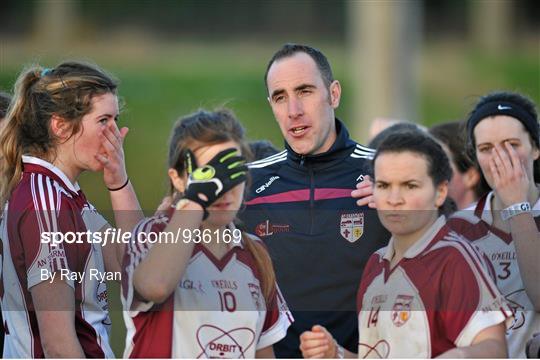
0, 61, 117, 207
168, 108, 276, 302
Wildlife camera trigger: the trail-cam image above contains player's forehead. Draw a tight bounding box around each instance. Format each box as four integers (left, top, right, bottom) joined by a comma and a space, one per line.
375, 151, 430, 182
267, 52, 324, 93
193, 140, 241, 166
473, 115, 529, 144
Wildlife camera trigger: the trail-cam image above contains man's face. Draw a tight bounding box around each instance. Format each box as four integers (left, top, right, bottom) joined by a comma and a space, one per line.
266, 52, 341, 155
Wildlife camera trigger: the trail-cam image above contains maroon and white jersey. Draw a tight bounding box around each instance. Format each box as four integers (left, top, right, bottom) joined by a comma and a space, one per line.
357, 216, 512, 358
121, 216, 292, 358
0, 156, 113, 358
449, 191, 540, 358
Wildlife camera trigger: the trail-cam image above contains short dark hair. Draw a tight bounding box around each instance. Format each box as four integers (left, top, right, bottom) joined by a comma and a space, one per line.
373, 130, 455, 216
0, 91, 11, 119
368, 122, 424, 149
264, 43, 334, 91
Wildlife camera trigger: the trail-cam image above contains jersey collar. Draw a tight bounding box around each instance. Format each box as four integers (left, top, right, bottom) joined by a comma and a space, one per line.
22, 155, 80, 194
383, 215, 446, 261
284, 118, 357, 169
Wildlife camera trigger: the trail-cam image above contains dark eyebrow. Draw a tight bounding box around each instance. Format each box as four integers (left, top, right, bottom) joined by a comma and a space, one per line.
270, 88, 285, 99
294, 84, 316, 92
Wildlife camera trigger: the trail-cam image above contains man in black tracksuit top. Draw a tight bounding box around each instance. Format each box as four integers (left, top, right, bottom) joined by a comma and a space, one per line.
239, 44, 389, 357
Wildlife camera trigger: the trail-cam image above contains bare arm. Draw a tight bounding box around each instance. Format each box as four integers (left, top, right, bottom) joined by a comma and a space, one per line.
96, 123, 144, 274
132, 200, 204, 304
31, 279, 85, 358
437, 323, 507, 358
255, 346, 275, 358
490, 143, 540, 309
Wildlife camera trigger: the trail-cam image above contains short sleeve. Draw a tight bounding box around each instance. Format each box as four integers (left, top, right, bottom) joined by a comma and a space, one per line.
21, 203, 79, 290
81, 201, 109, 232
439, 243, 513, 347
121, 214, 169, 316
257, 284, 293, 350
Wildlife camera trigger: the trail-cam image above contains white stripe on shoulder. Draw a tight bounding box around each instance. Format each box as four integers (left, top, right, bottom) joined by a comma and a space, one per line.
351, 153, 374, 160
249, 150, 287, 165
355, 144, 376, 153
436, 238, 502, 300
249, 155, 287, 168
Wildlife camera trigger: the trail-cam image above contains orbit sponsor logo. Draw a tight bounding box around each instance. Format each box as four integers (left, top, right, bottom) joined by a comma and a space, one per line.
196, 324, 255, 358
340, 212, 364, 243
255, 220, 290, 237
391, 295, 413, 327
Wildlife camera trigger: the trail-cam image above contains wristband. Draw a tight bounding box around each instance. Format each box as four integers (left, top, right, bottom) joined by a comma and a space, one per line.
501, 201, 531, 221
107, 177, 129, 192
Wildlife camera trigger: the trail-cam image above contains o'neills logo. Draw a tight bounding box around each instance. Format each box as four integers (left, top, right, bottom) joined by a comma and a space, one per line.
255, 220, 290, 237
255, 176, 280, 194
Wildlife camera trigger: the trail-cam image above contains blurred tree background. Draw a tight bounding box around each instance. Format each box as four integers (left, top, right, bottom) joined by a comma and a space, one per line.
1, 0, 538, 356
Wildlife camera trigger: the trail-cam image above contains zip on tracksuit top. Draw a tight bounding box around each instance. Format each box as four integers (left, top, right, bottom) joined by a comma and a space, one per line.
239, 119, 390, 358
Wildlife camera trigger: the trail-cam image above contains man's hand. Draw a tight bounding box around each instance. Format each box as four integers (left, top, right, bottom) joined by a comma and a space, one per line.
351, 175, 376, 208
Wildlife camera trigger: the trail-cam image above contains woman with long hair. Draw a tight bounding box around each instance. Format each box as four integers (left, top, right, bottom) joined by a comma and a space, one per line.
121, 109, 292, 358
0, 62, 142, 357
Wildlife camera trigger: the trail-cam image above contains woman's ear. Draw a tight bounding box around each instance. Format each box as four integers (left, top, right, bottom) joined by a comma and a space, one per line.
435, 181, 449, 208
50, 114, 72, 140
168, 168, 186, 193
463, 167, 481, 190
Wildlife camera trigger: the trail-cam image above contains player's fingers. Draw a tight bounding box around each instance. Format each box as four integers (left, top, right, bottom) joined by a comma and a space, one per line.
355, 177, 373, 190
300, 330, 326, 342
504, 141, 520, 171
356, 195, 374, 207
301, 344, 330, 359
94, 153, 109, 166
102, 126, 121, 151
99, 130, 116, 154
496, 143, 514, 173
491, 147, 507, 179
351, 185, 374, 199
489, 157, 501, 185
119, 126, 129, 141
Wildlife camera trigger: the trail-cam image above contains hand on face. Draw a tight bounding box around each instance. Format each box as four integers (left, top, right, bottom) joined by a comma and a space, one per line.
95, 121, 129, 189
489, 141, 531, 206
182, 147, 247, 213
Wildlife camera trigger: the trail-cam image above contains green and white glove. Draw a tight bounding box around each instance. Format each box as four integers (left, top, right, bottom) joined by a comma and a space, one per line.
183, 148, 248, 219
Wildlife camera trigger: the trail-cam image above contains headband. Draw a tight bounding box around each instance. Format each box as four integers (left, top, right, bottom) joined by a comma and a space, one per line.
467, 100, 539, 147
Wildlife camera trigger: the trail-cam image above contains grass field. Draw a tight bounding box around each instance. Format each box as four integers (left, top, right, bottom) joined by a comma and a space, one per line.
1, 39, 538, 356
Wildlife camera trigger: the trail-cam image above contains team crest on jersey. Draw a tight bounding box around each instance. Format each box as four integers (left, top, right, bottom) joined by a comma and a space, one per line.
248, 283, 262, 310
340, 213, 364, 242
391, 295, 413, 327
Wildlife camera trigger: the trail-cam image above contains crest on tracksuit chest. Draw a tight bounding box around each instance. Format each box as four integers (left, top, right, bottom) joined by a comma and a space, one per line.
340, 212, 364, 242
